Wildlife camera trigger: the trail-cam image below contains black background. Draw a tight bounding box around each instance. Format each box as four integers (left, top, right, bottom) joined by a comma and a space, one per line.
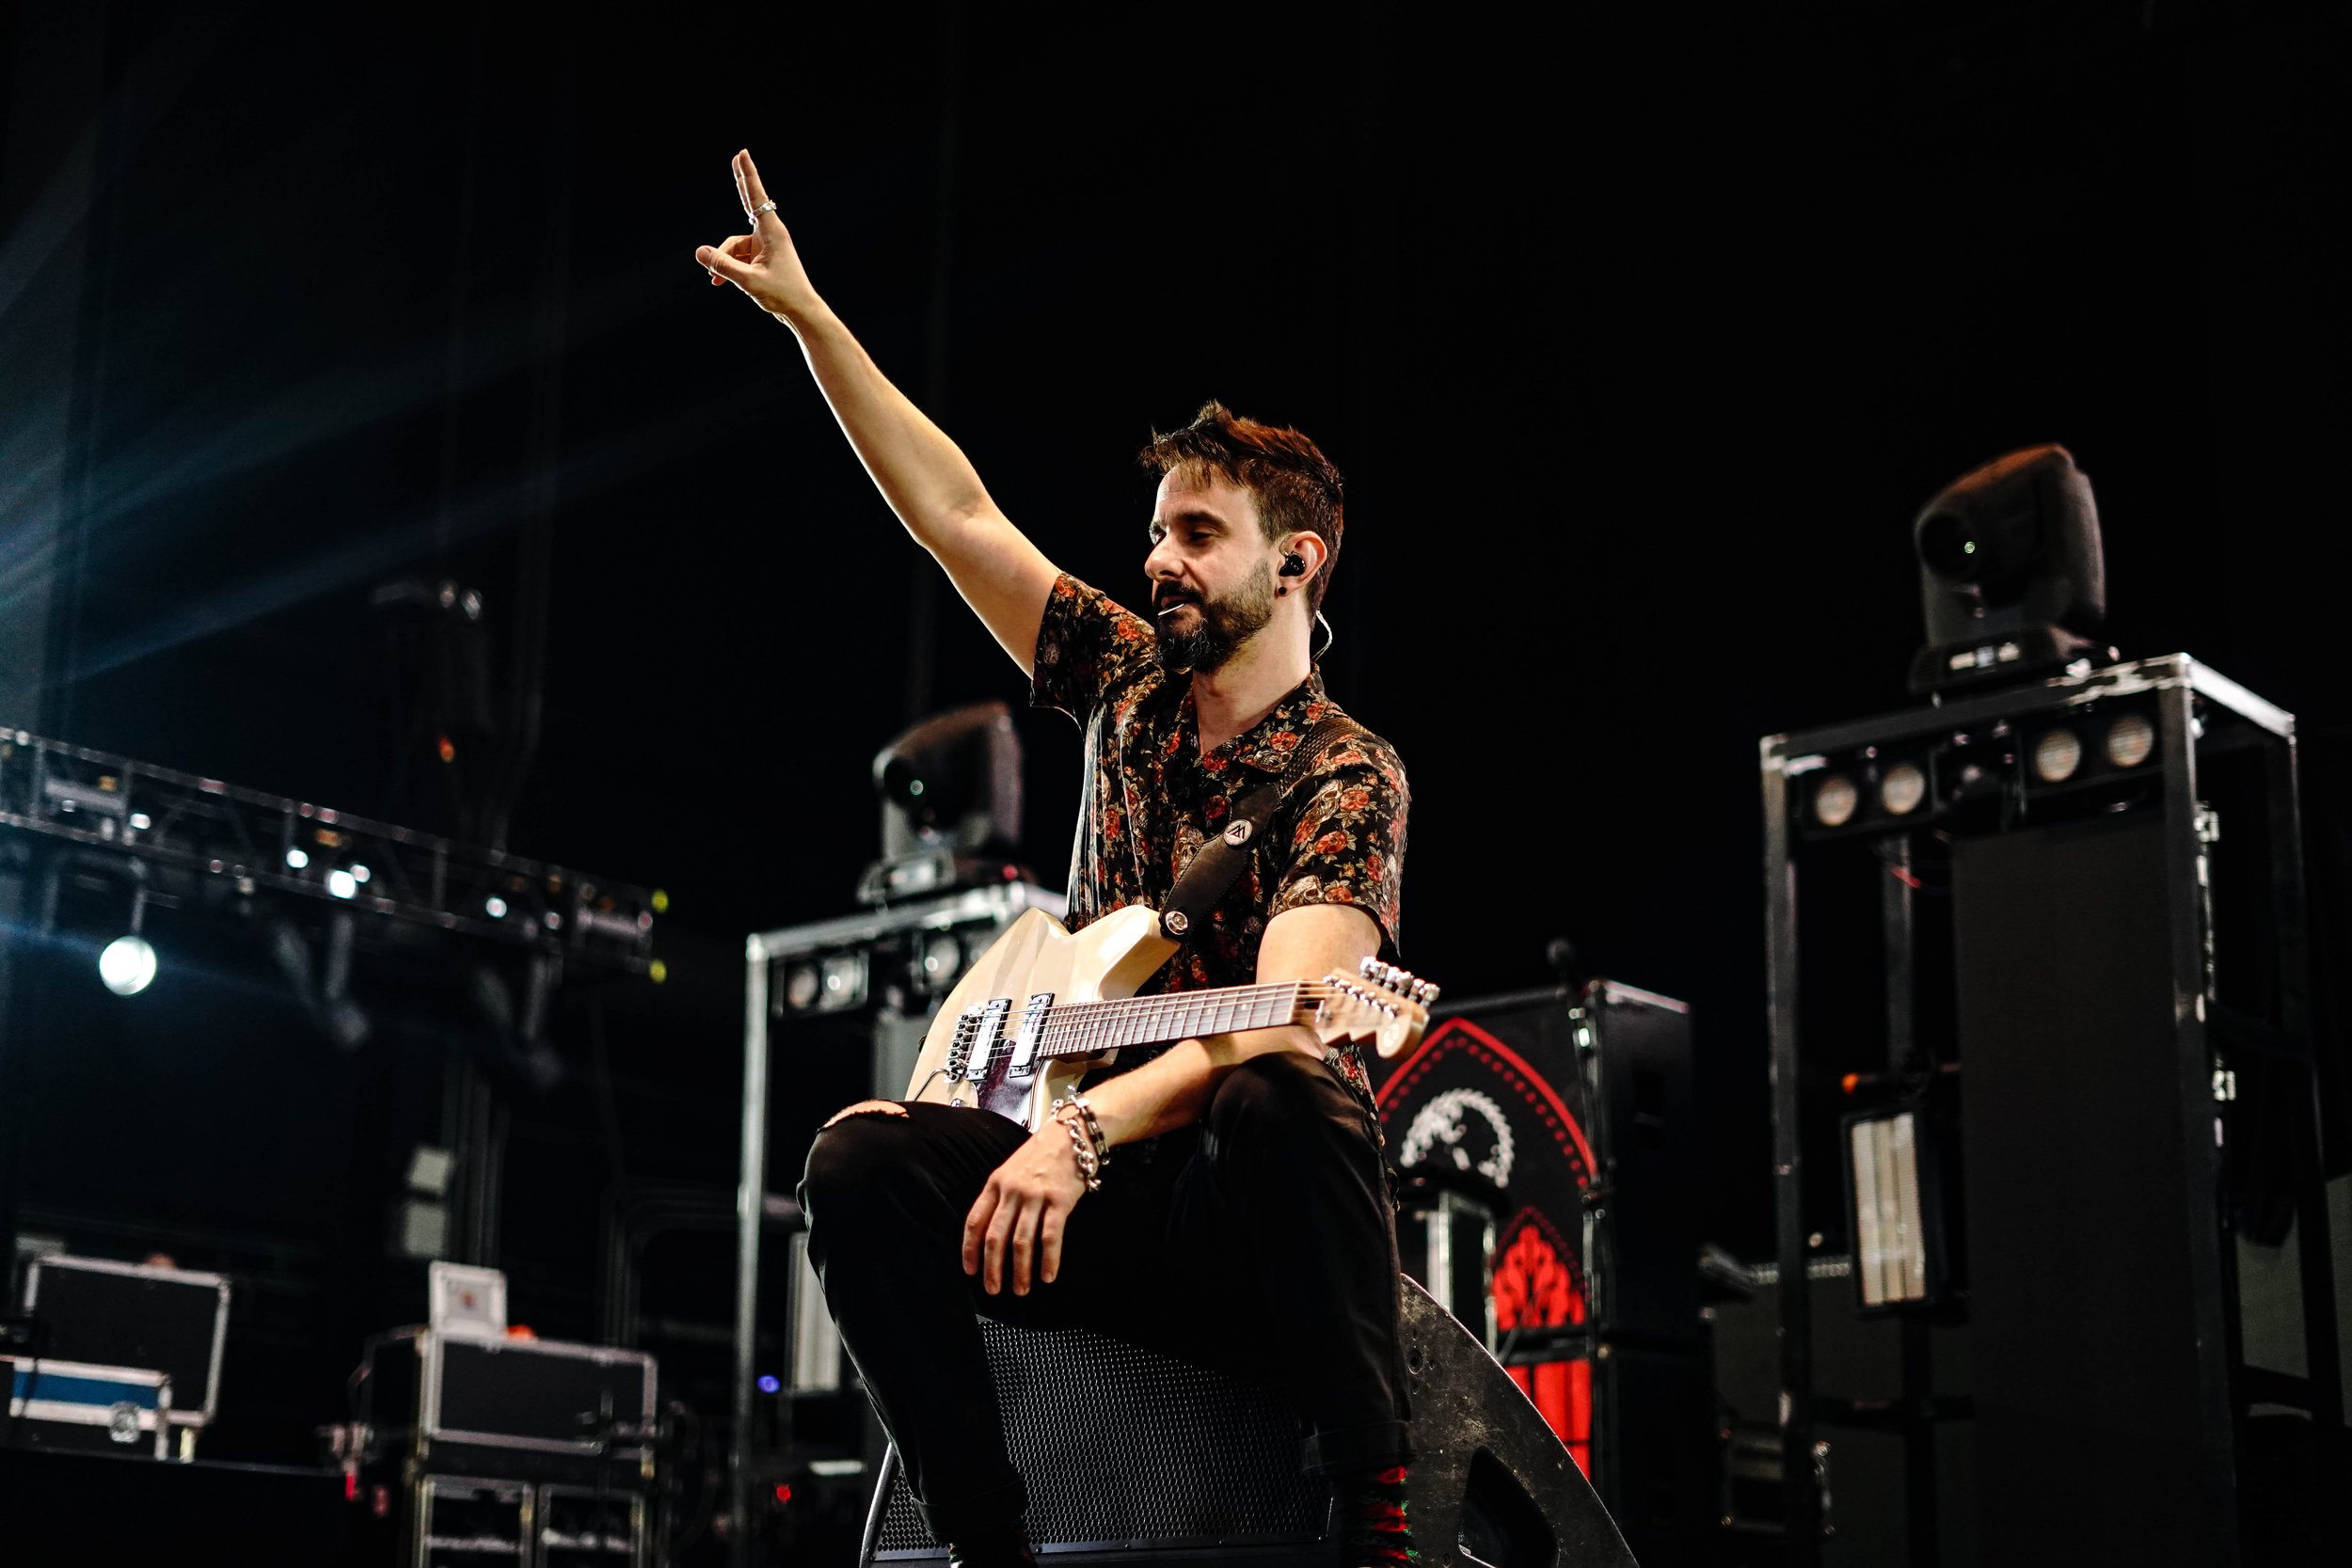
2, 0, 2344, 1469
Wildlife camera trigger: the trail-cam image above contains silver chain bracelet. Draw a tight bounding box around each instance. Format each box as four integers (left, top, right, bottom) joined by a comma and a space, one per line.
1051, 1102, 1103, 1192
1053, 1091, 1112, 1164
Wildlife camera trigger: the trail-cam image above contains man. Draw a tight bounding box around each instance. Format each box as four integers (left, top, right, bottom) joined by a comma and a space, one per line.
696, 150, 1416, 1568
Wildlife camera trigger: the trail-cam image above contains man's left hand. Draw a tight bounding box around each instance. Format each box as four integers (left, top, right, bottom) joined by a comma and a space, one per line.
961, 1126, 1090, 1296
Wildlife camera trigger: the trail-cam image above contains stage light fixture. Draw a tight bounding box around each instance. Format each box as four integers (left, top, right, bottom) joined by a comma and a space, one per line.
862, 701, 1027, 905
1844, 1108, 1947, 1309
326, 868, 358, 899
1909, 444, 2108, 696
285, 847, 310, 869
1879, 762, 1927, 816
2106, 713, 2155, 769
1814, 774, 1859, 828
819, 952, 868, 1010
784, 962, 821, 1011
98, 933, 157, 997
2032, 727, 2083, 784
919, 931, 962, 987
485, 896, 508, 919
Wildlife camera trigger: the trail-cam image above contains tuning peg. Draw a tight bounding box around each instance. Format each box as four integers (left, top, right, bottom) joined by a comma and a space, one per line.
1359, 957, 1379, 979
1418, 981, 1442, 1005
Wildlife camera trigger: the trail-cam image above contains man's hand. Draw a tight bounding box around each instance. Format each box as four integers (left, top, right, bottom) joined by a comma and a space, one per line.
961, 1124, 1090, 1297
694, 150, 820, 323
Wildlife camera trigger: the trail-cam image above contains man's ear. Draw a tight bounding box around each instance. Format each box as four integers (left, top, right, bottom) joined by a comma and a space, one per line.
1281, 532, 1327, 584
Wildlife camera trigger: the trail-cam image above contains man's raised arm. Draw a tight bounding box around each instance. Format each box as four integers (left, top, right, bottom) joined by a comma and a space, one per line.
695, 149, 1057, 673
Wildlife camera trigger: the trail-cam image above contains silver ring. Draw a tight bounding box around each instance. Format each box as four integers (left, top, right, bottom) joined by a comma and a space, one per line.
751, 199, 777, 216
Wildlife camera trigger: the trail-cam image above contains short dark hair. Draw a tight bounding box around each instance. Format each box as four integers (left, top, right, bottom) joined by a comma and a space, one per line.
1138, 401, 1345, 612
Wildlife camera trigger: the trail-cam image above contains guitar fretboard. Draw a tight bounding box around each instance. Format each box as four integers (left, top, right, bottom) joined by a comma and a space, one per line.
1034, 981, 1327, 1058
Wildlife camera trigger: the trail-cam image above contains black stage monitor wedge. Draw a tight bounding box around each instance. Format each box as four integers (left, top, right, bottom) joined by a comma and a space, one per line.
860, 1282, 1636, 1568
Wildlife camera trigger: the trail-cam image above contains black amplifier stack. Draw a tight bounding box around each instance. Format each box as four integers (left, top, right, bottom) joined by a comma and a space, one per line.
353, 1324, 659, 1567
1375, 977, 1713, 1568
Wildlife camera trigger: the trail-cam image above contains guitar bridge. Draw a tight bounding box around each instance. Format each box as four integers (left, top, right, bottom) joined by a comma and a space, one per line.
943, 1006, 985, 1085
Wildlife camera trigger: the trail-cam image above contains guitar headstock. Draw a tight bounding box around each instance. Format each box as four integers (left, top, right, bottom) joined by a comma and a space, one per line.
1309, 958, 1440, 1060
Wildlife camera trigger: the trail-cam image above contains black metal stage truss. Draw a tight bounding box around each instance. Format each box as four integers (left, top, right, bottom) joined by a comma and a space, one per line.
0, 728, 659, 973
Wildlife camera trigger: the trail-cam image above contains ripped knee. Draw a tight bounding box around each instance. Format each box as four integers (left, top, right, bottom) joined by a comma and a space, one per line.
822, 1099, 910, 1129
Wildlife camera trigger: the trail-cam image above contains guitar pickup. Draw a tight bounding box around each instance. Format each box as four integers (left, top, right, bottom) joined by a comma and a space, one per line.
966, 998, 1013, 1085
1006, 993, 1055, 1080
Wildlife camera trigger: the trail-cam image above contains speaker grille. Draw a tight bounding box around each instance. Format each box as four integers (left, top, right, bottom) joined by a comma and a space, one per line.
874, 1317, 1327, 1554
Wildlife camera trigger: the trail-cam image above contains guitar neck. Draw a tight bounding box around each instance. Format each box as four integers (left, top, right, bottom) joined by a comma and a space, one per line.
1036, 981, 1316, 1059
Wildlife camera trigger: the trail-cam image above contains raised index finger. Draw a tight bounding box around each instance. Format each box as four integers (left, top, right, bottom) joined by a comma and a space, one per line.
734, 149, 776, 223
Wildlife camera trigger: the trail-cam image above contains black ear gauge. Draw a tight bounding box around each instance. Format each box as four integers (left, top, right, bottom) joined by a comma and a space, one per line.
1279, 552, 1307, 578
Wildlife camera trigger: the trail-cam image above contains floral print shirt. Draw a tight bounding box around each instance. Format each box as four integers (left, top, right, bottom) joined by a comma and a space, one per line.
1031, 574, 1409, 1098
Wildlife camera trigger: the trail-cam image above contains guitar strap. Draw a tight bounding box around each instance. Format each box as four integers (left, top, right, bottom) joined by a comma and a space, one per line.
1157, 712, 1362, 945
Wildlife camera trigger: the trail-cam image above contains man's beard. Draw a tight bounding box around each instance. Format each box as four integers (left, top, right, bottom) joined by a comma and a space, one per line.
1153, 561, 1279, 675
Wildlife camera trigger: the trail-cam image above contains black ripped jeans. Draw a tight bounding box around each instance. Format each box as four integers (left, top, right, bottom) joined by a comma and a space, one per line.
799, 1051, 1413, 1542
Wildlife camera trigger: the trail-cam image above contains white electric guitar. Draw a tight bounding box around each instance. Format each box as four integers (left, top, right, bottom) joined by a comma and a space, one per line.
903, 905, 1438, 1130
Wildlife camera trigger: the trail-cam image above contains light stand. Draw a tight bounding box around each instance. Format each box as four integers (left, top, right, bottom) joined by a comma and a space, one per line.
1763, 654, 2338, 1564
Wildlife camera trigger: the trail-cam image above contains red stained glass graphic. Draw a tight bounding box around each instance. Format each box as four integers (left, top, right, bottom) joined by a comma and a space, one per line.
1490, 1210, 1592, 1475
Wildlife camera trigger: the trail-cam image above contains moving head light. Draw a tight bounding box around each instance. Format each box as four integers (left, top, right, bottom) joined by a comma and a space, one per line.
1908, 444, 2111, 696
860, 700, 1028, 904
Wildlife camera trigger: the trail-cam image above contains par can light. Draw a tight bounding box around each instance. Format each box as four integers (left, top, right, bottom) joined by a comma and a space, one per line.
1879, 762, 1927, 816
2032, 727, 2084, 784
920, 931, 963, 990
99, 934, 158, 996
2106, 713, 2156, 769
1815, 774, 1860, 829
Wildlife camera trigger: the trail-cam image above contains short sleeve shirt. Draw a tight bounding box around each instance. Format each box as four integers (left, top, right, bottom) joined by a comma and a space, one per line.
1029, 573, 1410, 1001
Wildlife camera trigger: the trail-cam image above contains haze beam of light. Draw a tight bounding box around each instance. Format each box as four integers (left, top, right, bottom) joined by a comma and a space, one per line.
0, 258, 691, 622
0, 7, 239, 325
59, 385, 773, 686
